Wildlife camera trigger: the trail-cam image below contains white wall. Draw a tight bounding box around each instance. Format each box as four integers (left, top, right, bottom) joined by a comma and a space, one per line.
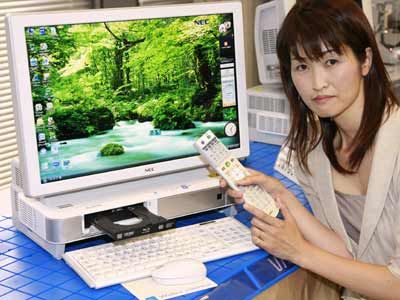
0, 188, 11, 216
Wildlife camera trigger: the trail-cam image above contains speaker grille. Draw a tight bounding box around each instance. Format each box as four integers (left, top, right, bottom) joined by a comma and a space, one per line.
262, 29, 278, 55
257, 114, 289, 135
248, 112, 257, 129
248, 95, 288, 113
12, 191, 19, 211
17, 198, 35, 230
12, 163, 24, 189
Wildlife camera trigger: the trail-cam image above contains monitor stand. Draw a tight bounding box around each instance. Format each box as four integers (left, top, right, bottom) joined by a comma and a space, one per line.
10, 159, 235, 259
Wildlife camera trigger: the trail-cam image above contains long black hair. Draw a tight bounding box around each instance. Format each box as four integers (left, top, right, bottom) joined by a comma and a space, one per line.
277, 0, 399, 174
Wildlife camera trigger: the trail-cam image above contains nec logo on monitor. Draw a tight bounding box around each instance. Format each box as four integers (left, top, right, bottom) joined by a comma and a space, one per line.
145, 168, 155, 173
194, 19, 209, 25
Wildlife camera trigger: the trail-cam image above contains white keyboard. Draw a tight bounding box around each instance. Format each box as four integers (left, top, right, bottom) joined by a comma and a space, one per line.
63, 217, 258, 288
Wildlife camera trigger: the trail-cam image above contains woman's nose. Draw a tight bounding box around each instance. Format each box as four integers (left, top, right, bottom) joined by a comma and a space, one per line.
311, 67, 328, 91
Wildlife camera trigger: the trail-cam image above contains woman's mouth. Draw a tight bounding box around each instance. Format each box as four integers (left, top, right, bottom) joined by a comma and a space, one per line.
313, 95, 334, 103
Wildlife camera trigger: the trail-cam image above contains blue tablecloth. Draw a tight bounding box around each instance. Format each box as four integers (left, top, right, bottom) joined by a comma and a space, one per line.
0, 142, 309, 300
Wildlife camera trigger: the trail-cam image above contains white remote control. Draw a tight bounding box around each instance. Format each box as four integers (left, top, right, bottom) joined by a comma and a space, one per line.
194, 130, 279, 217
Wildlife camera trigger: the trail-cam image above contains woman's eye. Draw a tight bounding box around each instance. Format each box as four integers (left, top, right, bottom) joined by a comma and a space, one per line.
295, 64, 308, 71
326, 59, 338, 66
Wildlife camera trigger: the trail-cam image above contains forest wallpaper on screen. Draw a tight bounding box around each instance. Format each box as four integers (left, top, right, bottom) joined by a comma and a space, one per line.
26, 13, 239, 182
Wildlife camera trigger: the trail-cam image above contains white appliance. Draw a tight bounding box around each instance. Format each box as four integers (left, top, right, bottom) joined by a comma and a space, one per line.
247, 85, 290, 145
254, 0, 295, 85
11, 159, 233, 259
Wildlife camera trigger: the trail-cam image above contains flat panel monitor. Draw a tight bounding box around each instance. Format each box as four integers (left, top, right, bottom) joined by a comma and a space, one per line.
6, 1, 248, 198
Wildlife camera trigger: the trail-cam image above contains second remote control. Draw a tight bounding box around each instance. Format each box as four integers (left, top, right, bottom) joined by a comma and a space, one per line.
194, 130, 279, 217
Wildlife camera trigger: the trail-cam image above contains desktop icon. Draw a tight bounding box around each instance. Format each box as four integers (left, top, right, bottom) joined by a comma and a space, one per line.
38, 132, 46, 142
39, 27, 46, 35
48, 131, 57, 142
43, 73, 50, 82
62, 159, 71, 169
51, 143, 59, 154
47, 117, 54, 126
219, 23, 227, 33
50, 27, 58, 36
52, 160, 61, 169
30, 57, 38, 68
32, 74, 41, 85
39, 147, 47, 155
41, 56, 50, 67
35, 103, 43, 113
46, 102, 54, 111
40, 43, 48, 51
44, 88, 52, 98
36, 117, 44, 127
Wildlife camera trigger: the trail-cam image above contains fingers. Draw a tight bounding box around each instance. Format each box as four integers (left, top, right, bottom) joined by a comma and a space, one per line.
220, 168, 284, 189
248, 198, 303, 262
219, 169, 279, 191
251, 220, 280, 252
219, 178, 228, 188
276, 196, 294, 223
219, 169, 287, 207
251, 224, 285, 256
220, 168, 263, 185
245, 168, 261, 175
244, 203, 283, 226
236, 172, 265, 186
227, 189, 244, 204
250, 216, 283, 256
251, 226, 273, 246
220, 178, 244, 203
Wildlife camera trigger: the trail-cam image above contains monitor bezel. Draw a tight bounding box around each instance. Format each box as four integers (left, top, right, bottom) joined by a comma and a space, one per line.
6, 1, 249, 198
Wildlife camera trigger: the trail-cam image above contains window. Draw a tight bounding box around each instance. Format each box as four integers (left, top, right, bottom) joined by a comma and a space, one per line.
0, 0, 93, 190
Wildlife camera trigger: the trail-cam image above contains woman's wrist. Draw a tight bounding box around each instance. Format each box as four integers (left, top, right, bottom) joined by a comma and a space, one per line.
293, 240, 315, 269
275, 188, 297, 208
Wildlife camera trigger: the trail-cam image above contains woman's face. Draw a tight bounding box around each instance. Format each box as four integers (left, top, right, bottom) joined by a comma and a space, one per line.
290, 44, 371, 120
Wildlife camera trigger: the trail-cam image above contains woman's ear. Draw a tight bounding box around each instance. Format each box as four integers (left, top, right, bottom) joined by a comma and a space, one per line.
361, 47, 372, 76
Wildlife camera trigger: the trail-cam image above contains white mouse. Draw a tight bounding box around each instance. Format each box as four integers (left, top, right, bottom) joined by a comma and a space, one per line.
151, 258, 207, 285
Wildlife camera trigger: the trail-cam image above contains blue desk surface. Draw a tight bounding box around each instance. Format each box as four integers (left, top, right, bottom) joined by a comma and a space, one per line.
0, 142, 309, 300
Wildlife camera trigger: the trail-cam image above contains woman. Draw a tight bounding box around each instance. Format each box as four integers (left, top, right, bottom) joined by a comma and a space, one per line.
223, 1, 400, 299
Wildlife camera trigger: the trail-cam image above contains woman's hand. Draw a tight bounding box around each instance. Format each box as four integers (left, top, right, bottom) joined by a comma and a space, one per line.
219, 168, 288, 204
246, 197, 309, 265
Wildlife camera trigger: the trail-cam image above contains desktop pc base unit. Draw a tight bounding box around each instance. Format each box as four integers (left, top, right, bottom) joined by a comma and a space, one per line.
11, 160, 234, 259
